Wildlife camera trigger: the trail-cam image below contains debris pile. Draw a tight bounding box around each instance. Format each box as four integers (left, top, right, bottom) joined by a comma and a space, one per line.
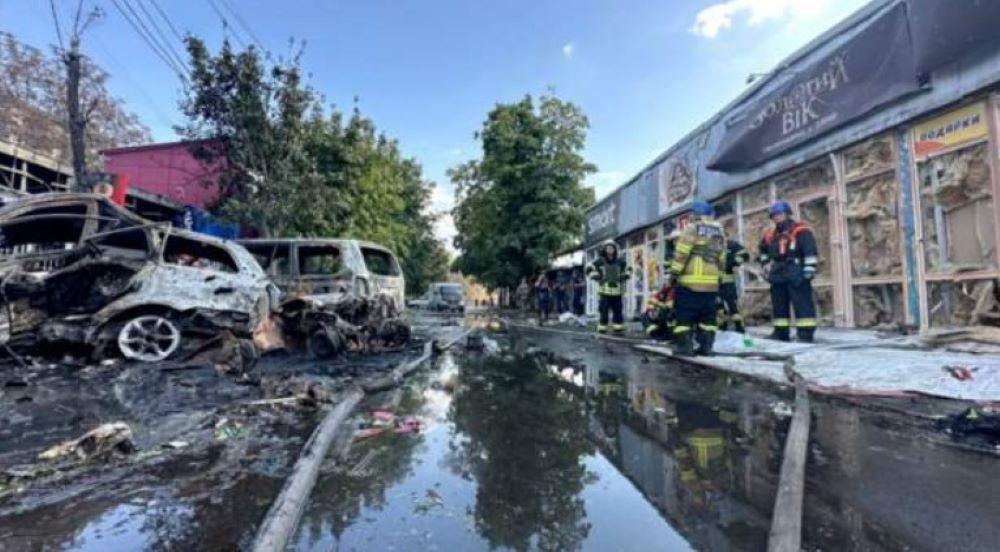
37, 422, 135, 462
276, 293, 411, 359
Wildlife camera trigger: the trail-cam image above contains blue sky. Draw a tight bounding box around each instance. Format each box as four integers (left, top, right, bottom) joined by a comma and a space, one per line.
2, 0, 868, 244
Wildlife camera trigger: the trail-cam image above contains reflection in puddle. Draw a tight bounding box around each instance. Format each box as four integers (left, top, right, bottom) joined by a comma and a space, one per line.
295, 349, 781, 551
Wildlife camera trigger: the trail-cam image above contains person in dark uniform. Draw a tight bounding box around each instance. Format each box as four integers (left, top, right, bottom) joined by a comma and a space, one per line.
535, 274, 552, 323
555, 271, 569, 313
667, 201, 726, 356
571, 269, 586, 315
718, 239, 749, 333
758, 200, 819, 342
586, 240, 631, 334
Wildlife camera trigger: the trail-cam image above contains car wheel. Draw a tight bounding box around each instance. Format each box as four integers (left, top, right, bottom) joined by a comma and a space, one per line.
117, 314, 182, 362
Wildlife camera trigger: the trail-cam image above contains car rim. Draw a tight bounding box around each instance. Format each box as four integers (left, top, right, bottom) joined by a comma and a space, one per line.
117, 315, 181, 362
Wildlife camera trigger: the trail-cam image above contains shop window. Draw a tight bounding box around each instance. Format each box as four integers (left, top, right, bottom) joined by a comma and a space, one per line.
645, 238, 661, 292
927, 279, 1000, 327
713, 195, 736, 219
845, 172, 903, 277
814, 286, 835, 326
742, 209, 772, 285
842, 135, 894, 180
918, 142, 997, 273
740, 184, 771, 211
852, 283, 904, 328
774, 160, 834, 200
798, 197, 832, 281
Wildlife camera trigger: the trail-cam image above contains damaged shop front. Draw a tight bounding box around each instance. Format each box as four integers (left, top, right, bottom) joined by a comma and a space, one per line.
582, 0, 1000, 330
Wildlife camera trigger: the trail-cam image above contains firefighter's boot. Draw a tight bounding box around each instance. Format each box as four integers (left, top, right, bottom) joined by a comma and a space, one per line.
673, 331, 695, 357
769, 327, 790, 342
696, 330, 716, 356
797, 327, 815, 343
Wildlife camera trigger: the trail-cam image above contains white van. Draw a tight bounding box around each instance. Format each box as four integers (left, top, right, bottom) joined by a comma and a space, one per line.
239, 239, 406, 311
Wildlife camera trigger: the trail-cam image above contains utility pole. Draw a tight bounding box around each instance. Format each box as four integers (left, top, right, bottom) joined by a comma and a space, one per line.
50, 1, 103, 191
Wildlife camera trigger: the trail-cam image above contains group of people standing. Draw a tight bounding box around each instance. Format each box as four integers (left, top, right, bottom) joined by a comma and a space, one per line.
585, 199, 819, 356
517, 270, 587, 321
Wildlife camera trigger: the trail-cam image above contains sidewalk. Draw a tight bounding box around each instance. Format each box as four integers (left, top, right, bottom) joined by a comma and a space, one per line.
507, 314, 1000, 402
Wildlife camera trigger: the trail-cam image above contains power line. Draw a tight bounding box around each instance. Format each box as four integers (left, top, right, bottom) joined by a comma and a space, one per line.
218, 0, 268, 55
109, 0, 188, 82
147, 0, 185, 43
133, 0, 188, 72
119, 0, 188, 73
204, 0, 248, 49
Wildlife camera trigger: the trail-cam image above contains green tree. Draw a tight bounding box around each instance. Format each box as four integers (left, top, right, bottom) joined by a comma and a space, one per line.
178, 39, 447, 293
451, 94, 595, 289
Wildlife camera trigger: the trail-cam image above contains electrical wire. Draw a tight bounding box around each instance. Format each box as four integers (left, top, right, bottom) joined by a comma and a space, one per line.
111, 0, 187, 82
147, 0, 185, 43
204, 0, 248, 49
134, 0, 189, 72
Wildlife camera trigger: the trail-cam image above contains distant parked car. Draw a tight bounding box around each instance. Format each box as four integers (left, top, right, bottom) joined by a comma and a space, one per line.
239, 238, 405, 311
0, 194, 275, 362
426, 282, 465, 313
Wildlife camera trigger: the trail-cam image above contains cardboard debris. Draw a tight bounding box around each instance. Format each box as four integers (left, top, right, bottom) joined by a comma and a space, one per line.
38, 422, 135, 462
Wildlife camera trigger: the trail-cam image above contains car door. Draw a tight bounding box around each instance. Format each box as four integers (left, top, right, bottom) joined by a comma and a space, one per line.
359, 245, 405, 310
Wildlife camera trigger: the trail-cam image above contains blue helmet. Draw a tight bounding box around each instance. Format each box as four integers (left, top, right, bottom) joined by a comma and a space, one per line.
769, 200, 793, 216
691, 201, 714, 217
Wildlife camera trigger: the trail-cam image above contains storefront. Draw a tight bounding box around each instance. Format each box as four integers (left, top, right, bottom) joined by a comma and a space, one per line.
581, 0, 1000, 329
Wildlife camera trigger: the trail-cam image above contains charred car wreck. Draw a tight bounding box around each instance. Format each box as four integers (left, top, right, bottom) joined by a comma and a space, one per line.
0, 194, 410, 366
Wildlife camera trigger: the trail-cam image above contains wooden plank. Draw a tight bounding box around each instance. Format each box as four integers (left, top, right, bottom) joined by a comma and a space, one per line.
251, 386, 365, 552
767, 375, 811, 552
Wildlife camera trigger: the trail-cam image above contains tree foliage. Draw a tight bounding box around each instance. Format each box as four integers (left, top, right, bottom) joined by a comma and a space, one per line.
451, 95, 595, 289
0, 32, 150, 168
178, 38, 447, 293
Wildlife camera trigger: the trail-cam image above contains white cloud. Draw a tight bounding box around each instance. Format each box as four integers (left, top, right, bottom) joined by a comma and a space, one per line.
562, 42, 576, 59
691, 0, 833, 38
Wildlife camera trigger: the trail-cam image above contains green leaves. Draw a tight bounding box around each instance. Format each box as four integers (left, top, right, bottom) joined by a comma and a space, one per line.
177, 38, 447, 294
452, 94, 596, 289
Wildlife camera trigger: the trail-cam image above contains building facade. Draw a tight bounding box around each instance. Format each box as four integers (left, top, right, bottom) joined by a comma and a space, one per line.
583, 0, 1000, 329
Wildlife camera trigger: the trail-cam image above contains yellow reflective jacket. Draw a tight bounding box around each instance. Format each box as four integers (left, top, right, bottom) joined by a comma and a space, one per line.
668, 218, 726, 293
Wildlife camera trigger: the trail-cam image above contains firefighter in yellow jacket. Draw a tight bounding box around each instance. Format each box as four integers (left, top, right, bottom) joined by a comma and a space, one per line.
667, 201, 726, 356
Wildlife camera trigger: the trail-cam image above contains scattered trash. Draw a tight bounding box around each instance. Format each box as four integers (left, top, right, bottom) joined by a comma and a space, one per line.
354, 410, 423, 440
394, 417, 421, 435
943, 365, 978, 381
214, 418, 246, 441
941, 406, 1000, 446
38, 422, 135, 461
164, 440, 189, 450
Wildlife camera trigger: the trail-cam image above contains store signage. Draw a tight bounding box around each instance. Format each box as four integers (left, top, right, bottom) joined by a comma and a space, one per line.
911, 102, 987, 159
708, 3, 919, 172
658, 158, 696, 214
585, 194, 619, 245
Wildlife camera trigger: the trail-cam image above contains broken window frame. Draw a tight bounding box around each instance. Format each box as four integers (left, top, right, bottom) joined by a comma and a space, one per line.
910, 96, 1000, 327
834, 133, 910, 328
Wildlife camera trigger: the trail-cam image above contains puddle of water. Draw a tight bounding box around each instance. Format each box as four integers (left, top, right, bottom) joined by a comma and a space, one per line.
295, 352, 705, 551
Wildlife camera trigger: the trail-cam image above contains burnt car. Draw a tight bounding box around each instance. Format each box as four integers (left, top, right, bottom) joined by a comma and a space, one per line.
238, 239, 406, 311
0, 194, 275, 362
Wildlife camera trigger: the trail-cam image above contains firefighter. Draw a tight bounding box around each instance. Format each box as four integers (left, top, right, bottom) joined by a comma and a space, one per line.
643, 283, 675, 340
718, 239, 749, 333
758, 200, 819, 342
586, 239, 631, 334
667, 201, 726, 356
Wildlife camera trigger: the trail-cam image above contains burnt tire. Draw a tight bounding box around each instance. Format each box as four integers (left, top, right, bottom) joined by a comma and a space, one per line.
115, 314, 183, 363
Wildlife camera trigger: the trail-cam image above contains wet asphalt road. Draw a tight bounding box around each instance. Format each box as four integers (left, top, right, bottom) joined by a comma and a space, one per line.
1, 311, 998, 551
